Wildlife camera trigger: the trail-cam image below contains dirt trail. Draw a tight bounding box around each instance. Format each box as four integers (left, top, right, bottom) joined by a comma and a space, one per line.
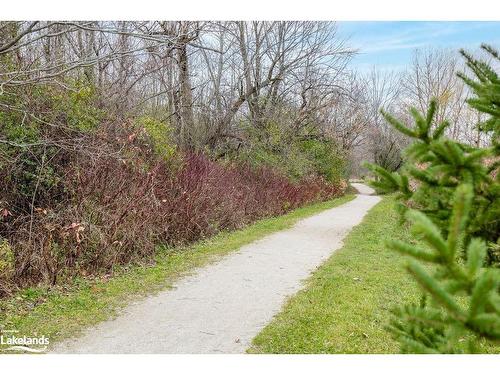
52, 183, 380, 353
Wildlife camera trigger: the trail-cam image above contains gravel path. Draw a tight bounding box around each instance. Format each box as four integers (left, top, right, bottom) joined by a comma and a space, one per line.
52, 183, 380, 354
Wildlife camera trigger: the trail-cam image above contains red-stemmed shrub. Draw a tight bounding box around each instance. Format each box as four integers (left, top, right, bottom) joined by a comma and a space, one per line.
0, 125, 345, 295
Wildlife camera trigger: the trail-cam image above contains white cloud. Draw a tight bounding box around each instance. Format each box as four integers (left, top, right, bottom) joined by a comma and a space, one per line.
356, 22, 462, 53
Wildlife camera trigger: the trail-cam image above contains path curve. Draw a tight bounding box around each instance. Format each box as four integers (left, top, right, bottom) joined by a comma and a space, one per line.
52, 183, 380, 353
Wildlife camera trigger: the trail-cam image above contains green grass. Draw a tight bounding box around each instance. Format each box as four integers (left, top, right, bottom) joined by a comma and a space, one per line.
249, 196, 420, 354
0, 194, 354, 347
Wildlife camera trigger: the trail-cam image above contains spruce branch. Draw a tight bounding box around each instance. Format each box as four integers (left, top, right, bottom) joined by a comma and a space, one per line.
367, 45, 500, 353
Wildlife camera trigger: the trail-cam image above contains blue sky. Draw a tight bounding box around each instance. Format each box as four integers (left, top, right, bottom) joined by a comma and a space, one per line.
337, 21, 500, 71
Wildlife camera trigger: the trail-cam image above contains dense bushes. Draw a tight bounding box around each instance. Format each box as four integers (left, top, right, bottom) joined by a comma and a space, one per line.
237, 121, 348, 183
0, 42, 348, 295
1, 20, 353, 298
0, 118, 345, 295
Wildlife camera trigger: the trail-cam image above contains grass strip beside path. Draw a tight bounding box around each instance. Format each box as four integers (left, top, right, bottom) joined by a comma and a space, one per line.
0, 194, 354, 347
250, 196, 419, 354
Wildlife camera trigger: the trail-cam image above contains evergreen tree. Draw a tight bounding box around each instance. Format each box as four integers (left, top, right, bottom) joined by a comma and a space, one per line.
365, 45, 500, 353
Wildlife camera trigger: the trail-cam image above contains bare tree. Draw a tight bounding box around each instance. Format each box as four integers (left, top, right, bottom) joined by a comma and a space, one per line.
358, 68, 408, 173
403, 48, 470, 140
1, 21, 357, 156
